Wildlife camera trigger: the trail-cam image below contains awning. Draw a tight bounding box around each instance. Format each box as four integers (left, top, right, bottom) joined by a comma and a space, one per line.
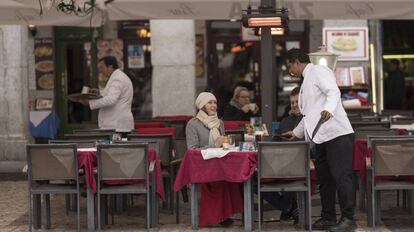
0, 0, 103, 26
3, 0, 414, 26
107, 0, 414, 20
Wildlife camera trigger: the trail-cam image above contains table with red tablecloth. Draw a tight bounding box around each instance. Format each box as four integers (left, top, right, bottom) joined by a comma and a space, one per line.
174, 149, 257, 230
77, 148, 165, 231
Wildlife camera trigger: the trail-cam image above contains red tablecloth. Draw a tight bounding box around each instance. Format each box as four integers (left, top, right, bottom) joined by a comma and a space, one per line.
135, 127, 176, 138
134, 122, 166, 129
153, 115, 192, 123
174, 149, 257, 227
223, 121, 249, 130
77, 149, 165, 201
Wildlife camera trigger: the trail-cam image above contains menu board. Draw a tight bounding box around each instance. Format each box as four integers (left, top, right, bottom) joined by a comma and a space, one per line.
195, 35, 205, 78
323, 27, 369, 61
127, 44, 145, 69
34, 38, 54, 90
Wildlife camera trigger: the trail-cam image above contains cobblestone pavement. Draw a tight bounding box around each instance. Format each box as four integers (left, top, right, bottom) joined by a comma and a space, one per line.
1, 177, 414, 231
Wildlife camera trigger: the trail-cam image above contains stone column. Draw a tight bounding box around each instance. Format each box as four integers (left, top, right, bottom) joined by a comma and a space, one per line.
0, 26, 31, 171
150, 20, 196, 116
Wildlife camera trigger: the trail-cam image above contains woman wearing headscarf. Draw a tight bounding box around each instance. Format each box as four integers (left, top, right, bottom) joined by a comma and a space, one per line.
222, 86, 259, 121
185, 92, 243, 227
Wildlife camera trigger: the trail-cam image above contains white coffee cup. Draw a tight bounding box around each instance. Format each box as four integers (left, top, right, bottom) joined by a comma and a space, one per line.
81, 86, 90, 94
249, 103, 256, 111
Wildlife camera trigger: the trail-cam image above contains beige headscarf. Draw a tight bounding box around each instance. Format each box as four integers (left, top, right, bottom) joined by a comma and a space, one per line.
195, 92, 221, 146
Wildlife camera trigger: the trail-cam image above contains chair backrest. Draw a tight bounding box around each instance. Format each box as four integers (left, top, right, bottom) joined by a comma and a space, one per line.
127, 134, 173, 166
97, 143, 148, 180
354, 129, 400, 140
225, 129, 245, 145
351, 121, 390, 130
113, 140, 159, 152
371, 139, 414, 176
258, 141, 310, 179
349, 116, 381, 122
72, 129, 115, 134
391, 117, 414, 125
381, 109, 413, 117
174, 137, 187, 159
64, 133, 111, 141
367, 135, 414, 148
165, 120, 187, 138
49, 140, 96, 148
26, 144, 78, 181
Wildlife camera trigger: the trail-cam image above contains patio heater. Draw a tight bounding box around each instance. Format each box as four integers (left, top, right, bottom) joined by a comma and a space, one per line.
241, 0, 289, 133
308, 45, 339, 71
242, 6, 289, 36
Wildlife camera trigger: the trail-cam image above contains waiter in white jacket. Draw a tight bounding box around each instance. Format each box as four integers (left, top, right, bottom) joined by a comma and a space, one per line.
282, 49, 355, 232
80, 56, 134, 132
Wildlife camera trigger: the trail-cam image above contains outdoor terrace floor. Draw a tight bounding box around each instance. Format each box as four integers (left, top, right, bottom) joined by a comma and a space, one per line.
1, 174, 414, 231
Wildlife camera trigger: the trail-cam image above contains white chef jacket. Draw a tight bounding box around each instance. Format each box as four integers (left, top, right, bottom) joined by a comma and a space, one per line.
292, 63, 354, 144
89, 69, 134, 131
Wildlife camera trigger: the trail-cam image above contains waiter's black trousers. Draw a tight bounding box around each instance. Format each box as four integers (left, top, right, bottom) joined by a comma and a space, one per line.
315, 133, 355, 221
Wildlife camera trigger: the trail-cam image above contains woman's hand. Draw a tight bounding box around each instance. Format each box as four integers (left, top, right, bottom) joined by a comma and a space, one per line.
252, 104, 259, 114
241, 104, 250, 113
215, 136, 225, 147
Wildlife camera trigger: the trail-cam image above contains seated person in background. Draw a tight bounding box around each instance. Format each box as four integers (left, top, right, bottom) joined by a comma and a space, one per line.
185, 92, 240, 227
222, 86, 260, 121
274, 86, 303, 140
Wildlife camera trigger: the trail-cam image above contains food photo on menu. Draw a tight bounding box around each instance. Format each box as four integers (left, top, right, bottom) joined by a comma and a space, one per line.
34, 38, 54, 90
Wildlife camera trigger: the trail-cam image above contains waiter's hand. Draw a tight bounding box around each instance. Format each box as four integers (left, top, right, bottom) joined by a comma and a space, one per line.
78, 99, 89, 106
89, 88, 100, 95
320, 110, 332, 122
281, 131, 297, 141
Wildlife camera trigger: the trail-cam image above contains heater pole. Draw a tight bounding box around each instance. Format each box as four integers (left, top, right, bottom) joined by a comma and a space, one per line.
260, 0, 277, 134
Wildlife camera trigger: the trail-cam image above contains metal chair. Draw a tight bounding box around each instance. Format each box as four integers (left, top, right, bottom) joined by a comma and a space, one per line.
72, 128, 116, 134
49, 139, 96, 148
366, 138, 414, 227
353, 129, 400, 210
48, 139, 96, 216
257, 141, 312, 231
351, 121, 390, 130
127, 134, 175, 211
354, 128, 400, 140
172, 136, 188, 223
391, 117, 414, 125
64, 133, 111, 141
165, 119, 187, 138
381, 109, 413, 117
27, 144, 80, 231
96, 143, 155, 229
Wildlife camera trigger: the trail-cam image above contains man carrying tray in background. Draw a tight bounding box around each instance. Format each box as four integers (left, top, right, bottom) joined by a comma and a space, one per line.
79, 56, 134, 131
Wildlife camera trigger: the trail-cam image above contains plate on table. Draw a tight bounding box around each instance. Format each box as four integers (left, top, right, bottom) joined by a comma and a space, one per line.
68, 93, 102, 102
